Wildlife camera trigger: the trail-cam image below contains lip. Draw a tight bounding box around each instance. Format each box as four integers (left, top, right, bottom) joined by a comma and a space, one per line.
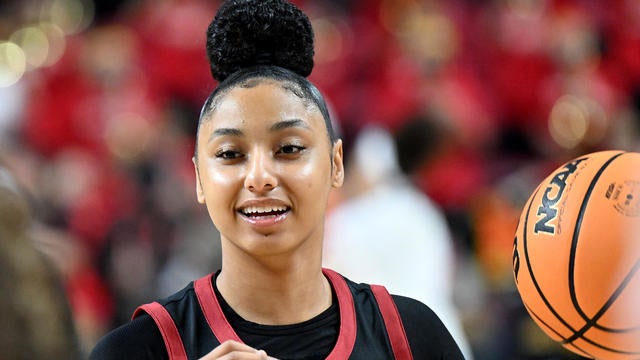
238, 210, 290, 227
236, 199, 291, 228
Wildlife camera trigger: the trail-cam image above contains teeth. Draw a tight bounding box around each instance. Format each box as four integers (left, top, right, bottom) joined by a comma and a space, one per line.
241, 206, 288, 215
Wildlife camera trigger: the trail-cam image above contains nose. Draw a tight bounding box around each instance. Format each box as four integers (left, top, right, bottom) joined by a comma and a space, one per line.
244, 150, 277, 193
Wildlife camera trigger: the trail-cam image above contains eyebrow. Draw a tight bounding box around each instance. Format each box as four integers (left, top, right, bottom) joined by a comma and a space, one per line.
208, 127, 243, 143
269, 118, 311, 132
212, 128, 243, 137
208, 119, 311, 143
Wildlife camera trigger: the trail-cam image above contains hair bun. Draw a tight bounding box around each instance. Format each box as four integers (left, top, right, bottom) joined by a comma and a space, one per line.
206, 0, 315, 82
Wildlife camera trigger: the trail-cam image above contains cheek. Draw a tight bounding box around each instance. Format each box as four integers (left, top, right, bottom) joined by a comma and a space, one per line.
202, 163, 242, 201
208, 166, 238, 186
288, 156, 331, 191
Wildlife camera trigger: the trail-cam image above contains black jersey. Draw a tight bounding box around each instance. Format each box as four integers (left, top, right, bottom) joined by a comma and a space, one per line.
90, 269, 464, 360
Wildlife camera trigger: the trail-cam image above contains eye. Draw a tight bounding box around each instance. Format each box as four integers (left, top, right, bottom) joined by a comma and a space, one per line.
277, 144, 306, 155
215, 149, 243, 160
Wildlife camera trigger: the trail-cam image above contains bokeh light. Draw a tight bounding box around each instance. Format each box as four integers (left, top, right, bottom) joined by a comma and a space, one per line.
43, 0, 95, 35
312, 18, 344, 64
548, 94, 607, 149
10, 26, 50, 69
400, 10, 458, 68
39, 22, 67, 67
549, 95, 589, 149
0, 42, 27, 88
104, 112, 154, 163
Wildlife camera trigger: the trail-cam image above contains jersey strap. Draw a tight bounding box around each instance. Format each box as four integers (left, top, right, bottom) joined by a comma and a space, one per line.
370, 285, 414, 360
193, 270, 357, 359
322, 268, 357, 360
132, 302, 188, 360
194, 273, 243, 343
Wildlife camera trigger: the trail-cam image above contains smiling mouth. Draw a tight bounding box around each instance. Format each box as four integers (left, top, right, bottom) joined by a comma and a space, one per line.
238, 206, 290, 219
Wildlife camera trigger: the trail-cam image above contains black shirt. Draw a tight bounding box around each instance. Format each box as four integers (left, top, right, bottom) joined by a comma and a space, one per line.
90, 271, 464, 359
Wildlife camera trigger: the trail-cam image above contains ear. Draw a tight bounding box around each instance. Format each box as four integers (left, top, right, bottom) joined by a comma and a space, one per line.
331, 139, 344, 188
193, 157, 206, 204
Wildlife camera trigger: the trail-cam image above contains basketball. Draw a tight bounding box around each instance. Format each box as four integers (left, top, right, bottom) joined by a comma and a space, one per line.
512, 150, 640, 359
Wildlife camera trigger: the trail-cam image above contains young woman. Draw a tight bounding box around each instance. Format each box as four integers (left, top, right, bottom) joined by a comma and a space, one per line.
90, 1, 465, 359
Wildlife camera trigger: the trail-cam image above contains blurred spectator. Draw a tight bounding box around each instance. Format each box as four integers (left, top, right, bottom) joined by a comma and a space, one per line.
0, 159, 80, 359
323, 120, 474, 359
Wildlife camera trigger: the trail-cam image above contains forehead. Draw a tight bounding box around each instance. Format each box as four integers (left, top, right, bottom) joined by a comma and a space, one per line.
204, 81, 322, 128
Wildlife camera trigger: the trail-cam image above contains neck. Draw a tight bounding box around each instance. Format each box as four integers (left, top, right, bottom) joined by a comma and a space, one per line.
216, 247, 332, 325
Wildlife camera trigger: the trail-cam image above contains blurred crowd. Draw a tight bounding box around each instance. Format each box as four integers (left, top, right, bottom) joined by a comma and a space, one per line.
1, 0, 639, 358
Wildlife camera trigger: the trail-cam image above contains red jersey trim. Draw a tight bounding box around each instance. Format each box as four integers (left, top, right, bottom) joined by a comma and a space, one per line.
194, 273, 243, 343
322, 268, 357, 359
132, 302, 188, 360
370, 284, 414, 360
192, 268, 357, 358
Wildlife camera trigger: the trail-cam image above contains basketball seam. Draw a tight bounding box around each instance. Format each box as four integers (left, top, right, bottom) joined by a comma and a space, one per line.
522, 301, 595, 358
563, 260, 640, 348
523, 186, 579, 336
568, 151, 624, 323
564, 152, 635, 346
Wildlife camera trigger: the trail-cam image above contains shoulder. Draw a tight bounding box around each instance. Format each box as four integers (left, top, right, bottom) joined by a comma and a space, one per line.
393, 295, 466, 359
336, 273, 464, 359
89, 314, 167, 360
393, 294, 441, 323
157, 280, 199, 311
89, 282, 199, 360
325, 271, 465, 358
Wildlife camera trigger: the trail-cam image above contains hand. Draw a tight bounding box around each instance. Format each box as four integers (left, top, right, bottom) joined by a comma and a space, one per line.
199, 340, 278, 360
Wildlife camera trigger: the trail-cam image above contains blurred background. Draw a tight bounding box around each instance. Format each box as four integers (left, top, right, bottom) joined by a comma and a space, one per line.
0, 0, 639, 358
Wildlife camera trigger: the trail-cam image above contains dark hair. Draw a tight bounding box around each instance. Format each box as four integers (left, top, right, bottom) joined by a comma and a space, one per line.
195, 0, 337, 159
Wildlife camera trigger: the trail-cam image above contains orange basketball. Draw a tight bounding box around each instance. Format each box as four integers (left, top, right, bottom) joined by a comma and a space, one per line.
512, 150, 640, 359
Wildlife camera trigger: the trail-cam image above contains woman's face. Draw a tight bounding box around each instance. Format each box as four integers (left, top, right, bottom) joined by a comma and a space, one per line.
194, 81, 343, 258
